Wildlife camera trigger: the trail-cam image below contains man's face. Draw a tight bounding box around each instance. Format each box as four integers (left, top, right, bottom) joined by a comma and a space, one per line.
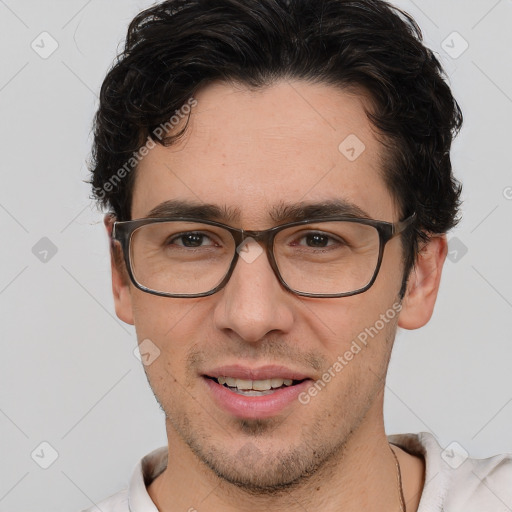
115, 80, 408, 490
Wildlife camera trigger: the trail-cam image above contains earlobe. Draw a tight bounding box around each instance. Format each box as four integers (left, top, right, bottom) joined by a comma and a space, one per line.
104, 214, 135, 325
398, 235, 447, 330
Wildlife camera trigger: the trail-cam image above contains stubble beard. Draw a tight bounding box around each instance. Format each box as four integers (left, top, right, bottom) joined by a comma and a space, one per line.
159, 378, 380, 497
168, 414, 357, 495
148, 317, 398, 496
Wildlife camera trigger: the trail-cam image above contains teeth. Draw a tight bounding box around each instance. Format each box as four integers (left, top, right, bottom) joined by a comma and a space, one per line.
235, 379, 252, 390
271, 378, 284, 388
224, 377, 237, 387
217, 376, 295, 391
253, 379, 272, 391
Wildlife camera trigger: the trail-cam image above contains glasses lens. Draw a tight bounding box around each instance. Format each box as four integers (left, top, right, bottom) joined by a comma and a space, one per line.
274, 221, 380, 295
130, 221, 235, 295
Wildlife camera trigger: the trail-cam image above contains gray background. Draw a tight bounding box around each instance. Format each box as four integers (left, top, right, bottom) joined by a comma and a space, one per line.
0, 1, 511, 511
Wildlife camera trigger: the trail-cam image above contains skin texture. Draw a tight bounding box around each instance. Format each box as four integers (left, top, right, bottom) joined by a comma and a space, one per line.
106, 80, 447, 511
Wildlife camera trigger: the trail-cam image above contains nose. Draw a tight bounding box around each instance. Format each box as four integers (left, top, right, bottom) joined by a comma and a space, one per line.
212, 239, 295, 343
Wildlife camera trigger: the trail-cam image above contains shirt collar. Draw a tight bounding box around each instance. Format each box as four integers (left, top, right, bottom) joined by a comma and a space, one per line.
128, 446, 167, 511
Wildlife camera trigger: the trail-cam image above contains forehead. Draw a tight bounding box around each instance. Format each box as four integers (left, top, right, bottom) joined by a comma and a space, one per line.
131, 80, 397, 226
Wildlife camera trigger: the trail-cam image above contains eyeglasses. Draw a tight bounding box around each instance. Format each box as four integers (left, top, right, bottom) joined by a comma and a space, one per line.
112, 213, 416, 299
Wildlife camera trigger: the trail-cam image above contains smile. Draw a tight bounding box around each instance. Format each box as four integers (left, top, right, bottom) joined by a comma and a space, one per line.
214, 376, 303, 396
202, 367, 313, 419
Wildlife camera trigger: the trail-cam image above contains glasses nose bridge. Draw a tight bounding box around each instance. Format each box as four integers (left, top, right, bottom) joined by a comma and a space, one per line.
239, 228, 274, 253
225, 225, 287, 298
228, 228, 277, 279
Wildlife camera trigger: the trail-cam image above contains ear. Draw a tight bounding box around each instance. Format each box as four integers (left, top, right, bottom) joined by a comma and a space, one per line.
104, 214, 134, 325
398, 234, 447, 330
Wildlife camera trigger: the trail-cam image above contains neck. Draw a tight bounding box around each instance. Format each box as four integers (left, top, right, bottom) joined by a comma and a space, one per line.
147, 415, 424, 512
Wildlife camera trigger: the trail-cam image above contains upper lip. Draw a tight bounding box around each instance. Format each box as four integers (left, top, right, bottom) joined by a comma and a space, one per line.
204, 365, 312, 381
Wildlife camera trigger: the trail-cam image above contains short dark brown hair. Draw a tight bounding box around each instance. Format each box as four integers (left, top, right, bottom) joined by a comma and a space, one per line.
89, 0, 463, 293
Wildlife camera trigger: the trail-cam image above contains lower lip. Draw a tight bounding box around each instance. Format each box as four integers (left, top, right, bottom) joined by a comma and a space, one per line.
203, 377, 312, 419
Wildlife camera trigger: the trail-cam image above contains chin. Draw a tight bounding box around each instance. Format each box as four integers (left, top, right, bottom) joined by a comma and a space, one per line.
186, 428, 341, 495
205, 452, 314, 494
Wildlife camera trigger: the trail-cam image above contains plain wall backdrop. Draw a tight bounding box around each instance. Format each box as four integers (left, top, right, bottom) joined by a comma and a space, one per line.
0, 0, 511, 510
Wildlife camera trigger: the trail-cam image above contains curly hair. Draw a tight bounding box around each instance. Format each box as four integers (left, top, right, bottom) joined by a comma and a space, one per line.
88, 0, 463, 290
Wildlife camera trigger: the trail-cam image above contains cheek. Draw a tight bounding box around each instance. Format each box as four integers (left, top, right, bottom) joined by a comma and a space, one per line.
131, 293, 199, 337
130, 294, 205, 378
132, 299, 200, 409
296, 315, 398, 440
300, 289, 401, 357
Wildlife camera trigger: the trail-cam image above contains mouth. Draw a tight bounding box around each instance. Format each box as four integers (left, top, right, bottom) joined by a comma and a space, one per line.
202, 366, 313, 419
206, 376, 306, 396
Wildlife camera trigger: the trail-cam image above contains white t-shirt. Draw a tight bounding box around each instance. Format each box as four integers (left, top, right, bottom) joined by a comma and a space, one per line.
81, 432, 512, 511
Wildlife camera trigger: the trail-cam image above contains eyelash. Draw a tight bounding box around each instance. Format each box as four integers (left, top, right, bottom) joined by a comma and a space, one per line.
167, 230, 345, 250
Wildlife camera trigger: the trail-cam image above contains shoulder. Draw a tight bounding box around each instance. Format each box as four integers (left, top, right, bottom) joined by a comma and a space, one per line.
446, 450, 512, 511
78, 446, 167, 512
79, 489, 129, 512
388, 431, 512, 512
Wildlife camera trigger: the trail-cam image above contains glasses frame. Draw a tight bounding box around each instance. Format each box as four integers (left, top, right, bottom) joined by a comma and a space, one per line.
112, 213, 416, 299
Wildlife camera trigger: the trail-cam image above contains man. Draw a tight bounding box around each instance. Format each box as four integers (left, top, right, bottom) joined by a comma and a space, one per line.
86, 0, 511, 510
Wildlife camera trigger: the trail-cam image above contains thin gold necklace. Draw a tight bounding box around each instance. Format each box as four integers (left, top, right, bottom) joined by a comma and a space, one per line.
389, 444, 406, 512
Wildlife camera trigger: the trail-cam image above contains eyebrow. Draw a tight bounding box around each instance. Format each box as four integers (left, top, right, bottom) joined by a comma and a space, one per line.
144, 199, 370, 224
